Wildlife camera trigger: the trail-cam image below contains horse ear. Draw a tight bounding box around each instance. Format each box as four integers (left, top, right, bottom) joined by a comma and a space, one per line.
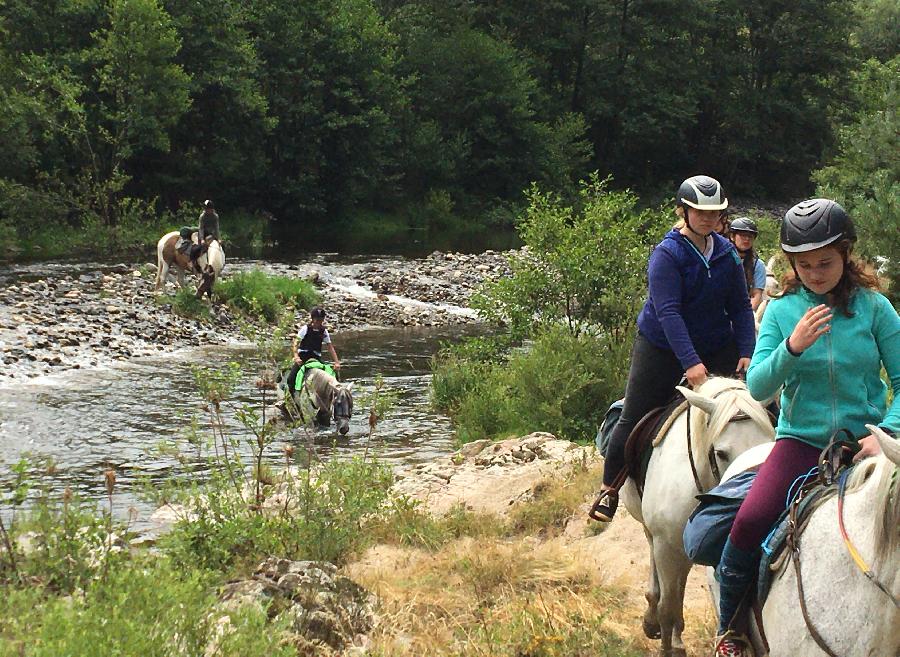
344, 382, 354, 393
676, 385, 718, 416
866, 424, 900, 465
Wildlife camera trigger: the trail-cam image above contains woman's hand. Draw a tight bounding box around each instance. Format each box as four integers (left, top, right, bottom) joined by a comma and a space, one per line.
852, 434, 883, 463
735, 357, 751, 378
685, 362, 709, 388
788, 304, 833, 353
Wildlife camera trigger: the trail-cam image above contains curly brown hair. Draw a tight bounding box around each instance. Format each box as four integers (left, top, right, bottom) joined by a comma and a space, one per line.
778, 240, 882, 317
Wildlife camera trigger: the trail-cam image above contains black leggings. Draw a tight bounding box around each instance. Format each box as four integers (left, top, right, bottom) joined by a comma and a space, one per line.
601, 332, 740, 488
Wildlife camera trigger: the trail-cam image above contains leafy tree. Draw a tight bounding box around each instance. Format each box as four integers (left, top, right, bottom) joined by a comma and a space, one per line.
813, 56, 899, 301
139, 0, 272, 209
247, 0, 405, 224
393, 14, 590, 212
473, 175, 665, 340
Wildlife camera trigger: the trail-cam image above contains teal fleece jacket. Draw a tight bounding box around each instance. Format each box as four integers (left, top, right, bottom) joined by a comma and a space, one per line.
747, 286, 900, 449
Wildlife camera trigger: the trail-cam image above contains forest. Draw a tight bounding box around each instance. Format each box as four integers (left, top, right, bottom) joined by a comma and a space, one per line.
0, 0, 897, 254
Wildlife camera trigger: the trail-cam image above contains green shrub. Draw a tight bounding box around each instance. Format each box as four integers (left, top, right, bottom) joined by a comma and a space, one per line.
434, 326, 632, 444
215, 269, 320, 322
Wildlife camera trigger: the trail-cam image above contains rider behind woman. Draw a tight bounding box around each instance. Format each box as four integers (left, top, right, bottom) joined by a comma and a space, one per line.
713, 199, 900, 657
729, 217, 767, 311
286, 307, 341, 393
590, 175, 756, 522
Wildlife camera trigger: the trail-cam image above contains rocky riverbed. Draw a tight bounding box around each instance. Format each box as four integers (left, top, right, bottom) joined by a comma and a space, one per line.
0, 250, 512, 382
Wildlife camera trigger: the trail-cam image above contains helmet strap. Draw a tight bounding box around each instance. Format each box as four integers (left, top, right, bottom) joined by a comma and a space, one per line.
683, 207, 706, 238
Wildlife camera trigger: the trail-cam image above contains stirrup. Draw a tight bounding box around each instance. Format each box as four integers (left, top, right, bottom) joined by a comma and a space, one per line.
588, 488, 618, 522
713, 631, 751, 657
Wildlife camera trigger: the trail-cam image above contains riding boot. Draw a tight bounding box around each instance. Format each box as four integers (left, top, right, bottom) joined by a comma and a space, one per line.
715, 537, 758, 636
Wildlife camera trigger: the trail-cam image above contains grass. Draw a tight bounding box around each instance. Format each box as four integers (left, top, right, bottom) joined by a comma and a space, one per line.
155, 287, 213, 321
215, 269, 320, 322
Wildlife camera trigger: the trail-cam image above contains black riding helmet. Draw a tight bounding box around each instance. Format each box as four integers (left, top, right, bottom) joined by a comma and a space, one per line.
676, 175, 728, 237
729, 217, 758, 235
676, 175, 729, 211
781, 199, 856, 253
310, 307, 326, 320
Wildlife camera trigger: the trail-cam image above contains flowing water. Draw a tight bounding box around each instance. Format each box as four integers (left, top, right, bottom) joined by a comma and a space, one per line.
0, 254, 486, 528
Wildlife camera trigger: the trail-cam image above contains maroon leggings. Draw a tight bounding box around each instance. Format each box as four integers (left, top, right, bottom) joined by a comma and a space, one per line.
729, 439, 821, 551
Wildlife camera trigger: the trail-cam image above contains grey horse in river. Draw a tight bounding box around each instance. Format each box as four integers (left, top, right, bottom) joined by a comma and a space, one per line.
279, 367, 354, 435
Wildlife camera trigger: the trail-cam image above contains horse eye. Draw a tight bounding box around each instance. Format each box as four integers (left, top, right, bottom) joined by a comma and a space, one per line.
714, 449, 729, 461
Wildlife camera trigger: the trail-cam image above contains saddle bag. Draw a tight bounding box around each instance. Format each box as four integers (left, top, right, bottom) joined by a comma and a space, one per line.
683, 469, 757, 567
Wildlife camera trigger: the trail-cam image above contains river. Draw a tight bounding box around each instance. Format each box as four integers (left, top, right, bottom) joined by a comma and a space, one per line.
0, 252, 491, 528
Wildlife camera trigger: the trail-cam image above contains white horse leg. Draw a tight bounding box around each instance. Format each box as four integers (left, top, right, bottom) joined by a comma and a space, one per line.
652, 540, 690, 657
155, 260, 168, 291
642, 529, 662, 640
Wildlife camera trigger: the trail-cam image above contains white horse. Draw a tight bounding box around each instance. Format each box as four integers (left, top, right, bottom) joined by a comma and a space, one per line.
282, 367, 354, 435
712, 425, 899, 656
154, 231, 225, 294
621, 377, 776, 657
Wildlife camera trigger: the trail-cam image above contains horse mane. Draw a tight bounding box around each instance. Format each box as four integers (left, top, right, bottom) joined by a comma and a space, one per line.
689, 377, 775, 482
845, 454, 898, 562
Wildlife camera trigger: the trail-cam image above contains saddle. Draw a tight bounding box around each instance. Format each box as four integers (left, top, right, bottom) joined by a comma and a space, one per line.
622, 395, 686, 496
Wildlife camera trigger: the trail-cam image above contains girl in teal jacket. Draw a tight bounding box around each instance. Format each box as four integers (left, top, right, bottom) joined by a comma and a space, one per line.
713, 199, 900, 657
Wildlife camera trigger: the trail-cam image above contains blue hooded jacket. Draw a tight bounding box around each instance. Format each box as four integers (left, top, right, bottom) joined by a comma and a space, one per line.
637, 230, 756, 369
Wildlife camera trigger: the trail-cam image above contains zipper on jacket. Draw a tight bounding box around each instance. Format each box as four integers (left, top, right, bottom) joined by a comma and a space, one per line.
682, 238, 712, 278
826, 330, 837, 432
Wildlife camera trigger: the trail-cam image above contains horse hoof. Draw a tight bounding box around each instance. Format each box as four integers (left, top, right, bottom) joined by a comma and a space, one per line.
642, 617, 661, 640
658, 649, 686, 657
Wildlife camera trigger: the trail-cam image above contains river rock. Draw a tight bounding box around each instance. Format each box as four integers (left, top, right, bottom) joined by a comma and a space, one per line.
207, 558, 376, 657
393, 432, 597, 516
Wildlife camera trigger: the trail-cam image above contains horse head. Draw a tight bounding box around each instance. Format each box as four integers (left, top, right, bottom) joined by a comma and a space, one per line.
676, 377, 775, 489
332, 382, 354, 435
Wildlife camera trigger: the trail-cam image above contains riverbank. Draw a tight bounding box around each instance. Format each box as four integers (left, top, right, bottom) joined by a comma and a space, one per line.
0, 250, 511, 382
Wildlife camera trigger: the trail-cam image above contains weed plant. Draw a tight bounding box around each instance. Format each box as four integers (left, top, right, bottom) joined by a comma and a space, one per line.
155, 286, 213, 321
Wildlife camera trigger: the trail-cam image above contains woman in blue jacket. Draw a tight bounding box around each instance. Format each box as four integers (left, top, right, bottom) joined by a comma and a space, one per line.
589, 175, 756, 522
713, 199, 900, 657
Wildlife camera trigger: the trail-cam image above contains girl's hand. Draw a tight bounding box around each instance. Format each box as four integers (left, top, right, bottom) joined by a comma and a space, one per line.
735, 357, 751, 378
788, 304, 833, 353
685, 362, 709, 388
853, 434, 883, 463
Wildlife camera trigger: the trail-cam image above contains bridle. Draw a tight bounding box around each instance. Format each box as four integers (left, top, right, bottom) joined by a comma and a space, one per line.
685, 386, 760, 493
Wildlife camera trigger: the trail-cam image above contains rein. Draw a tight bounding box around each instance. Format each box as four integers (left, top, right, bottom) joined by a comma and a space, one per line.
837, 469, 899, 607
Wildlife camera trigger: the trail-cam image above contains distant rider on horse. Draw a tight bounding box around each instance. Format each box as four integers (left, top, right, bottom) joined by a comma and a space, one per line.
285, 307, 341, 395
589, 175, 756, 523
728, 217, 767, 312
178, 199, 221, 273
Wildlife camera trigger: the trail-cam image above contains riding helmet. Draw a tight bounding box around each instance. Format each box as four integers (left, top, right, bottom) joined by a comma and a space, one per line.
676, 175, 728, 211
780, 199, 856, 253
729, 217, 758, 235
204, 199, 214, 209
310, 307, 326, 319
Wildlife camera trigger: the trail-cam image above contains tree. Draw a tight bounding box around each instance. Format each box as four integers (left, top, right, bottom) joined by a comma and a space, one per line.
473, 175, 665, 340
813, 56, 900, 301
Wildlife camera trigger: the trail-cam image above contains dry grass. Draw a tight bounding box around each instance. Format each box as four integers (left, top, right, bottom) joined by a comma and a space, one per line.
348, 538, 645, 656
347, 460, 718, 656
